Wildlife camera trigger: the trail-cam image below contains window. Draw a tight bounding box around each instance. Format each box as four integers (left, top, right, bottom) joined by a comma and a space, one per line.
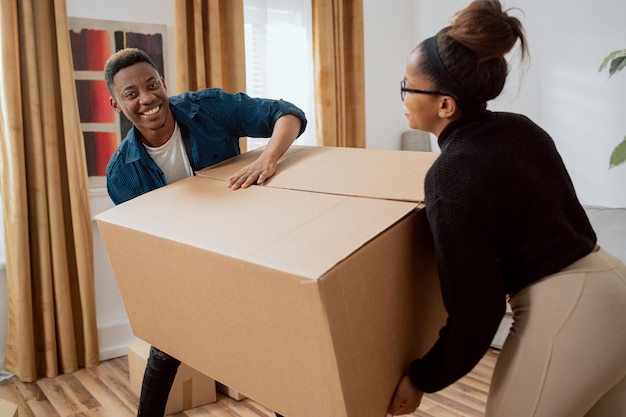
243, 0, 316, 150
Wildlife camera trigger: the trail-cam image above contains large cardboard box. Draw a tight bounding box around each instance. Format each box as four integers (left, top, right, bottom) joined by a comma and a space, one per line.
127, 340, 217, 415
96, 146, 446, 417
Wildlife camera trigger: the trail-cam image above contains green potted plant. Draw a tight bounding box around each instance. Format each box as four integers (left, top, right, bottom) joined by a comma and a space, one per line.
599, 48, 626, 168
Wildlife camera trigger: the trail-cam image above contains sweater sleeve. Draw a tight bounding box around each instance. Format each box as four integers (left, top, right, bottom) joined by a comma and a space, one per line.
409, 196, 507, 393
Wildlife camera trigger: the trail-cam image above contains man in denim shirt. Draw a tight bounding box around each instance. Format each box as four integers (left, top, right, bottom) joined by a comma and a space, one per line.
104, 48, 306, 417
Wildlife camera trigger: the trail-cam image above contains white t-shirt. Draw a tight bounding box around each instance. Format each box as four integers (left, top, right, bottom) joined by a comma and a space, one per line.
144, 123, 193, 184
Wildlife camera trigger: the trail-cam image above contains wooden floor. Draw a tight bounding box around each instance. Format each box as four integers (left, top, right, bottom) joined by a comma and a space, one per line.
0, 349, 499, 417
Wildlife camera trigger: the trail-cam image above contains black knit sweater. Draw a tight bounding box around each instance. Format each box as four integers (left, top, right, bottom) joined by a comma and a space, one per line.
409, 111, 597, 393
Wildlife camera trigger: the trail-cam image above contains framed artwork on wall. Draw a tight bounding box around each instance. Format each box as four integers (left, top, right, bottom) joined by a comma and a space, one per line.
68, 17, 166, 188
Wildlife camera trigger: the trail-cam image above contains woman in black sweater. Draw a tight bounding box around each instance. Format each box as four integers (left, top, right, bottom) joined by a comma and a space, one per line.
387, 1, 626, 416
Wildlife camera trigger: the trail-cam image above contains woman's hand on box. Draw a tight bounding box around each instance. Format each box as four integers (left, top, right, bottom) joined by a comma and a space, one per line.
386, 374, 424, 416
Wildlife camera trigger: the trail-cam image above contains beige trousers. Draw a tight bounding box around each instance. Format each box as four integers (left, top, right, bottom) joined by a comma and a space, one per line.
486, 247, 626, 417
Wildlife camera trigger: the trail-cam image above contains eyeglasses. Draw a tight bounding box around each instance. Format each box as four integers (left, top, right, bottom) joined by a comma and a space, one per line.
400, 78, 448, 102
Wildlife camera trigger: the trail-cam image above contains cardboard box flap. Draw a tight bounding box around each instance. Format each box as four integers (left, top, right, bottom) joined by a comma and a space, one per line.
196, 146, 438, 203
95, 175, 416, 280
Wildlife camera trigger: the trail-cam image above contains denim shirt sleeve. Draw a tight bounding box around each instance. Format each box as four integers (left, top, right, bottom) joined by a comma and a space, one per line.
170, 89, 307, 171
223, 91, 308, 138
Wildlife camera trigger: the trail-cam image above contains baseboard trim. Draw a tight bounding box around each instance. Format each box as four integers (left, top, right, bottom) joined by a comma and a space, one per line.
98, 319, 138, 361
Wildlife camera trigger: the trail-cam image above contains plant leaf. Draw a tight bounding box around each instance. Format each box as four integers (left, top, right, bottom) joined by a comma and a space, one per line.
599, 50, 621, 71
609, 56, 626, 76
599, 49, 626, 75
609, 136, 626, 169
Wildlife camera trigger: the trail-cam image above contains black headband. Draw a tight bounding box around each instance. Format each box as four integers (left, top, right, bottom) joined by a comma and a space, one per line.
424, 35, 478, 110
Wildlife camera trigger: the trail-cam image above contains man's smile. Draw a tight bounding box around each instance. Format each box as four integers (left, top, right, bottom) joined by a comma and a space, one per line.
141, 105, 160, 117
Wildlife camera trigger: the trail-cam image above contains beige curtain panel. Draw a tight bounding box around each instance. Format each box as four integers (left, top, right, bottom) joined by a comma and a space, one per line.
312, 0, 366, 148
175, 0, 246, 94
0, 0, 98, 381
175, 0, 247, 150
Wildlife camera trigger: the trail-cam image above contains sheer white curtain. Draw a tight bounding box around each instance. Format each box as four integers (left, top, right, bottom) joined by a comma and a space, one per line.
243, 0, 316, 149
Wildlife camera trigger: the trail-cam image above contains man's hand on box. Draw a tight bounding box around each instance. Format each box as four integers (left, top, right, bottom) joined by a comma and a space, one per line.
227, 156, 277, 190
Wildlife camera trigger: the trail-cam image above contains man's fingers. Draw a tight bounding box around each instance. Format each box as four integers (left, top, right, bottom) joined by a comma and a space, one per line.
229, 172, 260, 189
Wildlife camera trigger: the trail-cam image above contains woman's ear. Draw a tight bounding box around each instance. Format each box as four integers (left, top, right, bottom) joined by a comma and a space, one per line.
438, 96, 460, 119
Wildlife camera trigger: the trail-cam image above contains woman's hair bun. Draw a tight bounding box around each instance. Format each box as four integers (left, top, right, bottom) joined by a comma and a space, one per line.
446, 0, 526, 62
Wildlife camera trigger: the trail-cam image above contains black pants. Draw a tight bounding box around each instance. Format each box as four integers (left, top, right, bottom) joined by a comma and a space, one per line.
137, 346, 181, 417
137, 346, 285, 417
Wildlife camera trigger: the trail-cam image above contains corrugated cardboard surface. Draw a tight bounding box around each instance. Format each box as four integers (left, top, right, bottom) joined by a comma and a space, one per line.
97, 177, 416, 279
128, 340, 217, 415
96, 146, 446, 417
197, 145, 436, 202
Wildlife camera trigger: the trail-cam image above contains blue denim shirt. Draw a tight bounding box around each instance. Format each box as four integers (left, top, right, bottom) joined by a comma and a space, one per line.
106, 88, 307, 205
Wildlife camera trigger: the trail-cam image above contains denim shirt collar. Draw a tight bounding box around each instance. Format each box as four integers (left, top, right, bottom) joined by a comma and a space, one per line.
122, 127, 151, 165
121, 98, 200, 165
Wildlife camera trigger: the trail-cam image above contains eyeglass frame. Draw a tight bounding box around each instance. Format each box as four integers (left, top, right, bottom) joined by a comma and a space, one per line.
400, 78, 452, 102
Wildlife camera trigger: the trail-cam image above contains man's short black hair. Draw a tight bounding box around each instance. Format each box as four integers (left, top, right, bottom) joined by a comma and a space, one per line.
103, 48, 159, 95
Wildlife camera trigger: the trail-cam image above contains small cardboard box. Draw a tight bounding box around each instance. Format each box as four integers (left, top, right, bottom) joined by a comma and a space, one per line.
0, 399, 17, 417
97, 146, 446, 417
127, 340, 217, 415
216, 382, 246, 401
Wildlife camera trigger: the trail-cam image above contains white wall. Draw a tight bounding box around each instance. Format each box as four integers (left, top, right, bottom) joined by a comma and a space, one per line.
362, 0, 416, 152
363, 0, 626, 208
